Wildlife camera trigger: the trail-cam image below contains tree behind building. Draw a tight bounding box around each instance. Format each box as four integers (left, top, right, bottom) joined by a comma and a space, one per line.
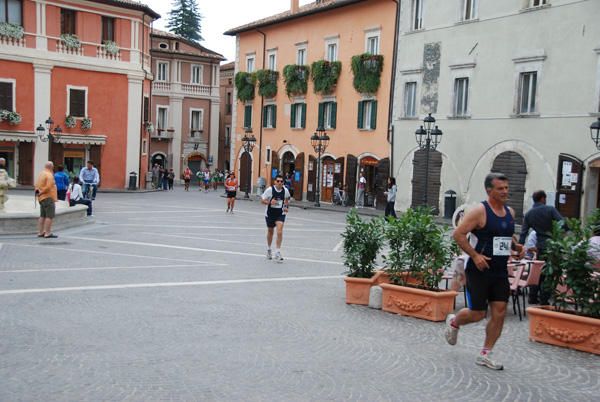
166, 0, 203, 42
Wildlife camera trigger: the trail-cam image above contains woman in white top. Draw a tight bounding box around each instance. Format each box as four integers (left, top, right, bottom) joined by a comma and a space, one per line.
69, 177, 93, 216
384, 176, 397, 218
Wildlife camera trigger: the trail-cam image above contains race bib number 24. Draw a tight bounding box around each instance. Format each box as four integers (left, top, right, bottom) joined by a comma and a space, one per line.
493, 237, 512, 256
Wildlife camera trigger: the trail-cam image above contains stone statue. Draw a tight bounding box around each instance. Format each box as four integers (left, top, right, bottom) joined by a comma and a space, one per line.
0, 158, 17, 212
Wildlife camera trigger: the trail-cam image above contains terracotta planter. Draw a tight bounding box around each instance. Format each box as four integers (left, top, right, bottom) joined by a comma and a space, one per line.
526, 306, 600, 355
380, 283, 458, 322
375, 270, 418, 286
344, 271, 382, 305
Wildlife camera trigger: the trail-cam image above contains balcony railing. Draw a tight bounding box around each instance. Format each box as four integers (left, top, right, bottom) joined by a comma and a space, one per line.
189, 130, 204, 141
56, 40, 84, 56
0, 35, 26, 47
97, 45, 121, 61
181, 83, 211, 95
151, 129, 174, 139
153, 82, 171, 91
152, 81, 211, 95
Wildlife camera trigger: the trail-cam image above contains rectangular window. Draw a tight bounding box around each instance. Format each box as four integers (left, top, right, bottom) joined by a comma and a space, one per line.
157, 62, 168, 82
244, 105, 252, 128
1, 0, 22, 24
191, 66, 203, 85
318, 102, 337, 129
412, 0, 423, 30
268, 52, 276, 70
297, 48, 306, 65
157, 107, 168, 129
143, 97, 149, 122
531, 0, 547, 7
327, 43, 338, 62
0, 82, 13, 111
520, 72, 537, 114
61, 8, 76, 35
462, 0, 477, 21
246, 56, 255, 73
226, 92, 232, 115
263, 104, 277, 129
142, 139, 147, 155
290, 103, 306, 129
454, 78, 469, 116
265, 146, 272, 165
404, 82, 417, 117
367, 36, 379, 55
191, 110, 203, 131
357, 100, 377, 130
101, 16, 114, 42
69, 89, 86, 117
224, 126, 231, 148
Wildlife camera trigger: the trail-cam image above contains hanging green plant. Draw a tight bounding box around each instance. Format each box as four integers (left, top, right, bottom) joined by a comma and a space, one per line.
0, 22, 24, 39
0, 110, 21, 125
61, 34, 81, 49
234, 71, 256, 102
255, 69, 279, 98
351, 53, 384, 95
310, 60, 342, 95
282, 64, 310, 98
65, 115, 76, 128
81, 117, 92, 131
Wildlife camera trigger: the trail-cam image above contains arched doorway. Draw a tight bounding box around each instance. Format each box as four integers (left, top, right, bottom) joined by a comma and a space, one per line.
491, 151, 527, 223
282, 151, 295, 176
152, 153, 166, 168
411, 149, 441, 213
186, 154, 207, 177
239, 152, 253, 193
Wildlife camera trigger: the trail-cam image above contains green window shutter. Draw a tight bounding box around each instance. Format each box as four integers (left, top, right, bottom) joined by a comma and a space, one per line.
318, 102, 324, 127
263, 105, 268, 128
244, 105, 252, 127
301, 103, 306, 129
331, 102, 337, 129
357, 101, 364, 129
370, 100, 377, 130
271, 105, 277, 128
290, 104, 296, 128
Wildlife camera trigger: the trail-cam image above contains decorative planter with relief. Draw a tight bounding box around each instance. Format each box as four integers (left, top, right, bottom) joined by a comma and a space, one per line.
341, 209, 384, 305
527, 306, 600, 355
381, 283, 458, 322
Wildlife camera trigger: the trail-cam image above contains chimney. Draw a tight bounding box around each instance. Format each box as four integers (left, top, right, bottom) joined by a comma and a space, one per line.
291, 0, 299, 13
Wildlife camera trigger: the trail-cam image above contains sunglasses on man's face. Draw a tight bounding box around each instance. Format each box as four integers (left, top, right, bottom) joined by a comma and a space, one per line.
276, 179, 283, 183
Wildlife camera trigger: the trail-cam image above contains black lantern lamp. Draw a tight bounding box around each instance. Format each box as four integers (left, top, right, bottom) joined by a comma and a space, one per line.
415, 113, 443, 207
242, 127, 256, 199
590, 117, 600, 151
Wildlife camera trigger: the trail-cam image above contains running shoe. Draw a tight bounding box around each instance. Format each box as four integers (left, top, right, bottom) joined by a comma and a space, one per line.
226, 207, 230, 213
275, 251, 283, 261
476, 351, 504, 370
267, 250, 272, 260
445, 314, 458, 345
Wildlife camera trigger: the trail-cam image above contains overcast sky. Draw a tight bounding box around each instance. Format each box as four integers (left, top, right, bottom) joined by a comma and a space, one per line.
142, 0, 313, 63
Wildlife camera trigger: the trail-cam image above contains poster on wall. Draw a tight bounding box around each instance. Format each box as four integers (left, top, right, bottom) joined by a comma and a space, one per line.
294, 171, 300, 181
272, 169, 278, 178
327, 173, 334, 187
308, 184, 313, 192
309, 161, 313, 171
335, 163, 341, 173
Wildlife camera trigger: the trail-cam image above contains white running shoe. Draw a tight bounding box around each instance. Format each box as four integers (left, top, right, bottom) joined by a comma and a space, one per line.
476, 351, 504, 370
275, 251, 283, 261
267, 250, 272, 259
445, 314, 458, 345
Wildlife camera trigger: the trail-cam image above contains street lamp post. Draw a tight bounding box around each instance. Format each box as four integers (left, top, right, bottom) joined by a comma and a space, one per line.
242, 127, 256, 199
310, 125, 330, 207
590, 117, 600, 151
415, 113, 443, 207
36, 117, 63, 160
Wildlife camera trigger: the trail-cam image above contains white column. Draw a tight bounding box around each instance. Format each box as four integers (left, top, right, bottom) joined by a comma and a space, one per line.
170, 95, 184, 179
126, 74, 144, 187
33, 64, 53, 175
35, 2, 47, 51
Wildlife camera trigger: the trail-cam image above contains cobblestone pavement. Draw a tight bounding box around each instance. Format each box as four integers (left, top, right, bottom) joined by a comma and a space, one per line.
0, 188, 598, 401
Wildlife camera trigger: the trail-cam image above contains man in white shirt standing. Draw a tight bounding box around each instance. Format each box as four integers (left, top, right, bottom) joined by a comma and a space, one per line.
357, 172, 366, 208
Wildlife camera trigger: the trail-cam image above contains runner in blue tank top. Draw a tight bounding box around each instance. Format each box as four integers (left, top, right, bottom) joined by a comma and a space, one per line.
445, 173, 525, 371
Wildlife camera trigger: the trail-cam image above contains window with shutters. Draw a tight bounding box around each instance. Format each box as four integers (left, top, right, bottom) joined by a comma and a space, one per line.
226, 91, 232, 115
267, 50, 277, 70
365, 28, 381, 55
190, 109, 203, 132
263, 104, 276, 129
296, 43, 307, 65
61, 8, 76, 35
318, 102, 337, 130
246, 55, 255, 73
357, 100, 377, 130
68, 88, 87, 117
224, 126, 231, 148
460, 0, 477, 21
243, 105, 252, 128
157, 107, 168, 129
512, 50, 544, 117
102, 16, 114, 42
143, 97, 149, 122
290, 103, 306, 129
0, 81, 14, 111
1, 0, 22, 24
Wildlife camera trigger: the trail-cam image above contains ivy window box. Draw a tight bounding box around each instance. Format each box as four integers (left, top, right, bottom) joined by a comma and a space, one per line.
283, 64, 310, 98
0, 110, 22, 125
351, 53, 384, 95
61, 34, 82, 49
235, 72, 256, 102
256, 69, 279, 98
310, 60, 342, 95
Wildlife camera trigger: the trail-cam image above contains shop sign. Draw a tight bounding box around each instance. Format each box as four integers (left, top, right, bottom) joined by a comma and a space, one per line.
361, 157, 378, 166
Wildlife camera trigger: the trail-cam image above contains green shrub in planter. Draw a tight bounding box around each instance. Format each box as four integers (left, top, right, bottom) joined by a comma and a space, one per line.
255, 69, 279, 98
234, 71, 256, 102
351, 53, 384, 95
310, 60, 342, 95
342, 209, 384, 278
282, 64, 310, 98
383, 206, 456, 290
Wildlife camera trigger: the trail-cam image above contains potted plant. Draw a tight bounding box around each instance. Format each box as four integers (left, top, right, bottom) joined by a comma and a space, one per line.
310, 60, 342, 95
61, 34, 81, 49
379, 206, 459, 321
526, 208, 600, 355
351, 53, 384, 95
81, 117, 92, 131
0, 110, 21, 125
282, 64, 310, 98
255, 69, 279, 98
342, 209, 385, 305
103, 40, 119, 55
234, 71, 256, 102
0, 21, 24, 39
65, 115, 76, 128
146, 122, 154, 133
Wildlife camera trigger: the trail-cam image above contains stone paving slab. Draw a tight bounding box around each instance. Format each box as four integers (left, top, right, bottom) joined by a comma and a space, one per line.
0, 188, 598, 401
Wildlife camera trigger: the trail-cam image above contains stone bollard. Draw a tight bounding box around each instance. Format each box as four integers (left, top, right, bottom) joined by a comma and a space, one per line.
368, 285, 383, 309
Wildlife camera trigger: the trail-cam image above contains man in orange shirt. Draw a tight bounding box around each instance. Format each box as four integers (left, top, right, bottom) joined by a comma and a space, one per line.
35, 161, 58, 238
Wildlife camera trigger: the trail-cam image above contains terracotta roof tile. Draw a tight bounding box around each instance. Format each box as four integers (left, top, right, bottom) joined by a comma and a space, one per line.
94, 0, 161, 19
151, 28, 225, 60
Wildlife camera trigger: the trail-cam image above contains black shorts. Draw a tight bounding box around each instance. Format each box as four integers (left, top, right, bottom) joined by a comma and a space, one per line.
265, 214, 286, 228
465, 268, 509, 311
227, 191, 237, 199
184, 179, 190, 183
